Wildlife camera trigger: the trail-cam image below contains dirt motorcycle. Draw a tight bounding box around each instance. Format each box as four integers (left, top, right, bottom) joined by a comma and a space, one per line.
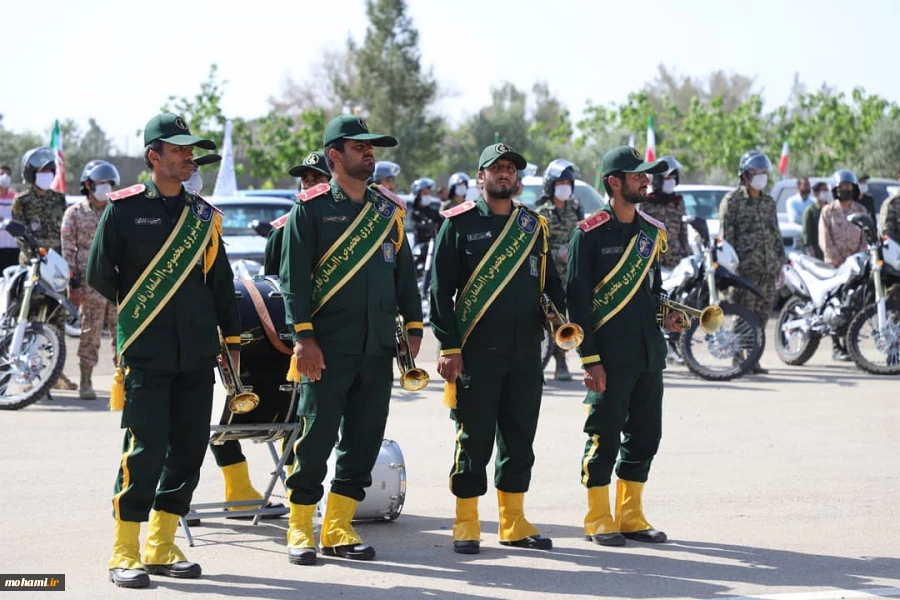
0, 220, 76, 410
777, 213, 900, 374
662, 215, 766, 380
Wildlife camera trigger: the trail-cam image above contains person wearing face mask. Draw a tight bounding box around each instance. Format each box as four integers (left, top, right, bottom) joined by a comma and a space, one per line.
182, 152, 221, 195
12, 146, 78, 391
368, 160, 400, 193
411, 176, 443, 247
800, 182, 830, 260
61, 160, 121, 399
535, 159, 583, 381
786, 177, 813, 225
441, 172, 470, 211
856, 174, 876, 221
0, 164, 19, 269
718, 151, 786, 375
640, 155, 688, 269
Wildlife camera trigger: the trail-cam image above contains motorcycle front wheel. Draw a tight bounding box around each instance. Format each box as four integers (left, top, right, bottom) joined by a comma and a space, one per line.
846, 300, 900, 375
775, 296, 821, 366
679, 302, 765, 381
0, 322, 66, 410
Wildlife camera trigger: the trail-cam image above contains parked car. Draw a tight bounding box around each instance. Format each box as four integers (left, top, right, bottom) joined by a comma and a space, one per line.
770, 177, 900, 220
211, 196, 294, 265
239, 189, 298, 201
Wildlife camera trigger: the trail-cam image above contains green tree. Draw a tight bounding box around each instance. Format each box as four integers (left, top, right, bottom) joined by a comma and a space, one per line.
859, 116, 900, 178
244, 109, 328, 183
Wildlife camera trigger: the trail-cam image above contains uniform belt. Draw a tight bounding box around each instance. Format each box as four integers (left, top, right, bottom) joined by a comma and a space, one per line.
240, 279, 293, 356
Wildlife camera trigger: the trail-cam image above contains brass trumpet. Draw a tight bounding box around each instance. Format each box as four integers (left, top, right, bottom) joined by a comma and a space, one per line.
540, 293, 584, 351
395, 316, 430, 391
216, 331, 260, 414
658, 298, 724, 334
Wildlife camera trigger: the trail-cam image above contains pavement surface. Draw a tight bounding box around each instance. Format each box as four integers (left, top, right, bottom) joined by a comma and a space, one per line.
1, 321, 899, 600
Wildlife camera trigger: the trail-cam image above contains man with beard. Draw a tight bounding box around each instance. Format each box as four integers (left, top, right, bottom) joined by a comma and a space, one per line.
566, 146, 686, 548
279, 115, 422, 565
430, 143, 565, 555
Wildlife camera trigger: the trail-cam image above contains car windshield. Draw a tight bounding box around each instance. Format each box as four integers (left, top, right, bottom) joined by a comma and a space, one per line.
220, 203, 291, 235
520, 183, 606, 214
680, 190, 728, 220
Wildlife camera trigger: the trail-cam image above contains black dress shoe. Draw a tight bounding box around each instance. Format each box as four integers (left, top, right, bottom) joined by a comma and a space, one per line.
109, 568, 149, 588
622, 528, 668, 543
144, 561, 202, 578
585, 532, 626, 547
751, 363, 769, 375
499, 535, 552, 550
322, 544, 376, 560
288, 547, 317, 565
227, 502, 288, 520
832, 348, 851, 361
453, 540, 480, 554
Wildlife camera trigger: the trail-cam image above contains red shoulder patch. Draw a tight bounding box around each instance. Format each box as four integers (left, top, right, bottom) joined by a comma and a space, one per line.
371, 183, 406, 210
108, 184, 145, 202
578, 210, 611, 232
270, 213, 289, 229
441, 200, 476, 218
638, 209, 667, 232
298, 183, 330, 203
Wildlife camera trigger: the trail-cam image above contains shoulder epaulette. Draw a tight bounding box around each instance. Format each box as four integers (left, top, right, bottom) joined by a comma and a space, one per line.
578, 210, 611, 232
298, 183, 330, 203
441, 200, 476, 218
638, 209, 667, 232
107, 184, 145, 202
13, 190, 29, 200
270, 213, 289, 229
370, 183, 406, 210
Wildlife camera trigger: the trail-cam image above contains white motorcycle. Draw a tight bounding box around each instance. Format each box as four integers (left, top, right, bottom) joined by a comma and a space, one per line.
0, 220, 77, 410
777, 213, 900, 374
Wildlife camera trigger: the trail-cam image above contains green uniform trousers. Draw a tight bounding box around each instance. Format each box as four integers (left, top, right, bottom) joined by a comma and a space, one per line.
581, 368, 663, 487
285, 354, 392, 505
112, 365, 214, 522
450, 345, 543, 498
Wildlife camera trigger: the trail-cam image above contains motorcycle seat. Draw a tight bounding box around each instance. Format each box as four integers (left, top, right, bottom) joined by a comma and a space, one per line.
793, 255, 839, 280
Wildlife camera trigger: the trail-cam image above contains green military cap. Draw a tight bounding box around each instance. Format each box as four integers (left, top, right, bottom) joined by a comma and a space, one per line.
288, 151, 331, 177
143, 113, 216, 150
601, 146, 667, 177
193, 153, 221, 167
478, 143, 527, 170
323, 115, 398, 147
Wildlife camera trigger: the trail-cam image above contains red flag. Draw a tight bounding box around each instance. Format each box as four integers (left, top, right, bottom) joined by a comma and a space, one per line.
50, 120, 66, 193
778, 138, 789, 176
645, 116, 656, 162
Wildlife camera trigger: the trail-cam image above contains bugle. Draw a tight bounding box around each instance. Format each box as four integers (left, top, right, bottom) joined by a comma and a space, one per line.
658, 298, 724, 334
540, 293, 584, 351
216, 330, 260, 414
395, 316, 430, 391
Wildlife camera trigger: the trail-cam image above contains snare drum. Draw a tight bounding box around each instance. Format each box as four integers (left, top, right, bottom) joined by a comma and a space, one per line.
319, 439, 406, 521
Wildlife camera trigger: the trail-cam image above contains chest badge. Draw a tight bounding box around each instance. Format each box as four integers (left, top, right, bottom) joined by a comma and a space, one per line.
517, 210, 537, 234
382, 242, 395, 263
466, 231, 492, 242
135, 217, 162, 226
192, 199, 212, 222
637, 231, 654, 259
529, 255, 539, 277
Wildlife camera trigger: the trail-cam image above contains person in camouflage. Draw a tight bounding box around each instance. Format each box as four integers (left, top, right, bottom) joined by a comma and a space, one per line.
819, 170, 867, 268
12, 146, 77, 390
442, 172, 471, 212
879, 189, 900, 301
62, 160, 121, 399
640, 155, 688, 269
718, 151, 786, 375
535, 159, 583, 381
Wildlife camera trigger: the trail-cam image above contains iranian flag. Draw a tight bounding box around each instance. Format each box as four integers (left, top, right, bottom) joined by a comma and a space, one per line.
50, 120, 66, 193
645, 116, 656, 162
778, 137, 789, 176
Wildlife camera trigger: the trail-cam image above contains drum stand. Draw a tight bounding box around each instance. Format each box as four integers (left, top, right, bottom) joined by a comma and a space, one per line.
179, 385, 302, 547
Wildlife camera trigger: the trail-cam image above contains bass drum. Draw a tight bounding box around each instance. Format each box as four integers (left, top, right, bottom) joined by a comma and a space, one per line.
318, 439, 407, 522
210, 277, 295, 443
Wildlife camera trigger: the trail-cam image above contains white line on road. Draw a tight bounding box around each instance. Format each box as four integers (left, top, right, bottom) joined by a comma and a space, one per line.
719, 587, 900, 600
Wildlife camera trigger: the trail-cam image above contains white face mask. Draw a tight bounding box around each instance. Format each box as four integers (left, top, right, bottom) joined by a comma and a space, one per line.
749, 174, 768, 191
859, 183, 868, 194
818, 190, 831, 202
34, 172, 55, 191
184, 170, 203, 194
662, 179, 677, 194
0, 173, 11, 188
554, 184, 573, 201
454, 184, 467, 197
93, 183, 112, 202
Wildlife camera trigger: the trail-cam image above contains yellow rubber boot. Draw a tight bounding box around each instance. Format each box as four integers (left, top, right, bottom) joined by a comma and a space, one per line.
615, 479, 667, 543
320, 492, 374, 560
222, 460, 264, 504
286, 502, 317, 565
497, 491, 551, 550
143, 510, 201, 577
452, 496, 480, 554
584, 485, 625, 546
108, 520, 143, 570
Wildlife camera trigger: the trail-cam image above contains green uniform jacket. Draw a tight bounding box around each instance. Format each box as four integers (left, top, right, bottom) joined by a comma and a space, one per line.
85, 181, 240, 372
800, 203, 824, 260
566, 208, 666, 371
430, 198, 565, 354
264, 226, 284, 276
279, 180, 422, 356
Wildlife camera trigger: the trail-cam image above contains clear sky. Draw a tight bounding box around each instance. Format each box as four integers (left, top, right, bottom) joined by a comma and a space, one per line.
2, 0, 897, 154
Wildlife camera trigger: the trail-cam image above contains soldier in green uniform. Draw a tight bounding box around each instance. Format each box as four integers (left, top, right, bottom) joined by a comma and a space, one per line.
279, 115, 422, 565
12, 146, 78, 391
535, 158, 584, 381
430, 143, 566, 555
567, 146, 687, 548
86, 113, 240, 589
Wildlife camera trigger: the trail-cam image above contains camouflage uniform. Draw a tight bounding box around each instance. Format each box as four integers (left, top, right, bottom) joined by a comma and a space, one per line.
61, 198, 117, 369
880, 193, 900, 301
818, 200, 867, 267
640, 193, 689, 268
718, 185, 785, 330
